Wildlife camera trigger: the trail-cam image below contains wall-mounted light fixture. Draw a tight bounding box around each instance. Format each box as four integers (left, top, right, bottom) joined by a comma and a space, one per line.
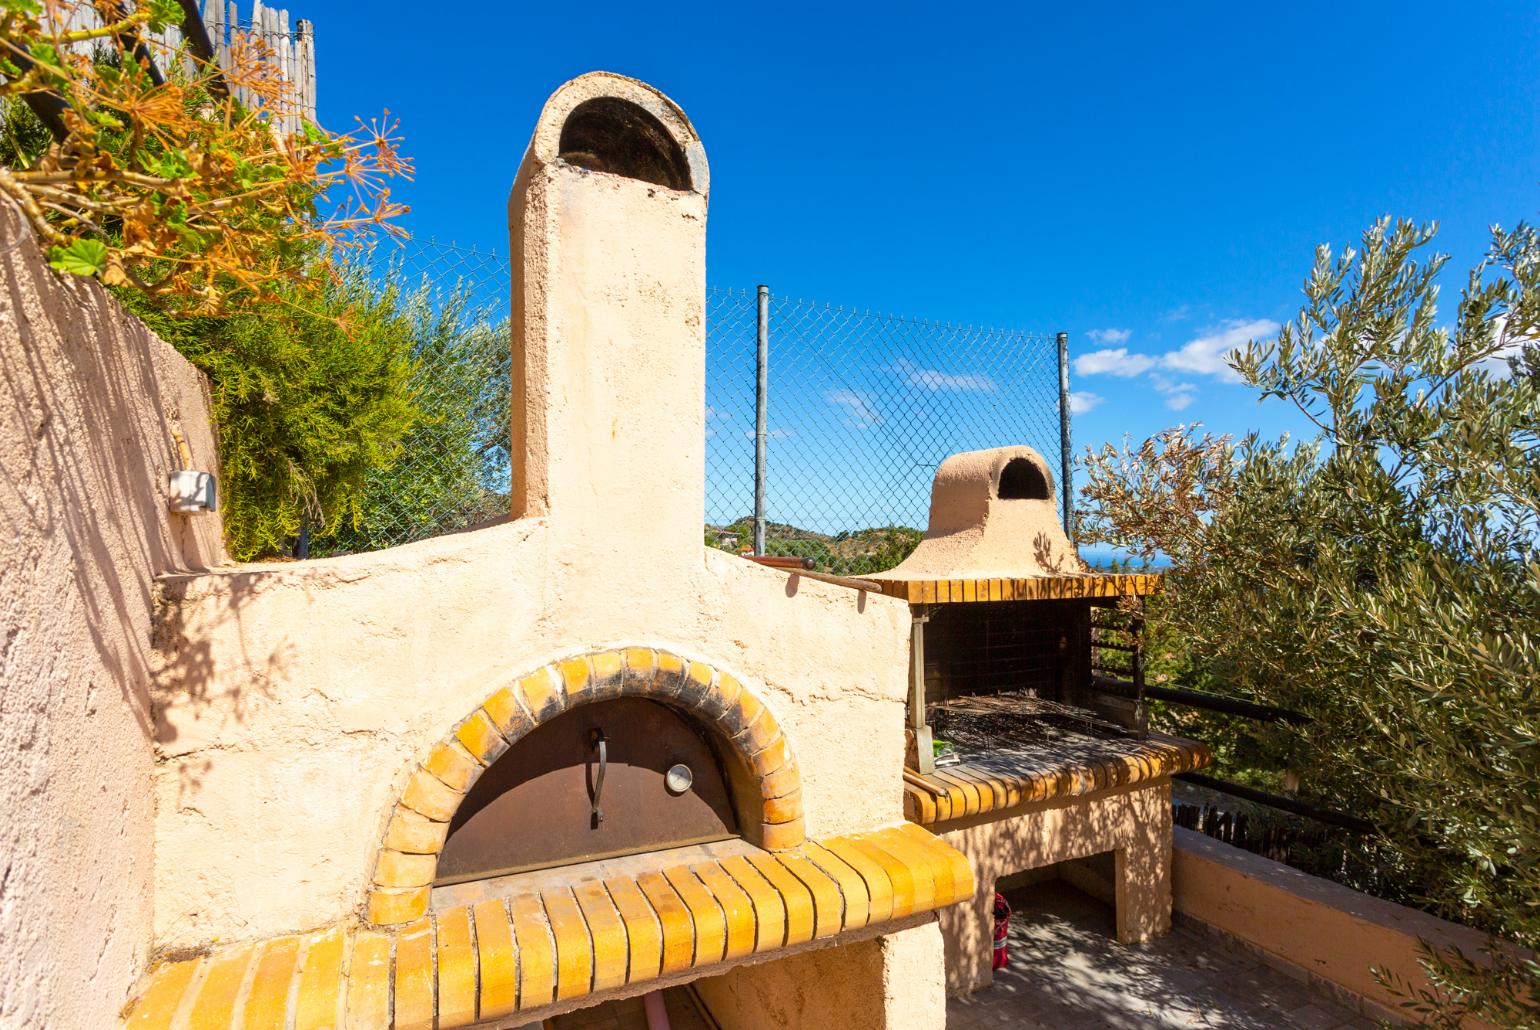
166, 425, 216, 514
167, 469, 217, 514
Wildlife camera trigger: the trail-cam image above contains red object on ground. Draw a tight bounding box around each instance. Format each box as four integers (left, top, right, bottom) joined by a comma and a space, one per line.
992, 892, 1012, 970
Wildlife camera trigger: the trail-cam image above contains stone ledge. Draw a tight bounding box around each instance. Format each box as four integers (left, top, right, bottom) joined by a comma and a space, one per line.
122, 825, 973, 1029
1173, 827, 1528, 1026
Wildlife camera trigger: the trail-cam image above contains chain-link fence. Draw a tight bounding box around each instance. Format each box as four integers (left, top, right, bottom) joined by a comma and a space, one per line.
705, 289, 1063, 571
307, 238, 511, 556
314, 238, 1066, 573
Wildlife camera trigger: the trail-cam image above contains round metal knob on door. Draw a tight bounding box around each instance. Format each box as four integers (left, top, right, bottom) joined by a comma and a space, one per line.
665, 763, 693, 796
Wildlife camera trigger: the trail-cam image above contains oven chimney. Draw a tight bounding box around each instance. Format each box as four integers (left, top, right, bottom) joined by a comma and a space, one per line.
874, 446, 1087, 580
508, 73, 710, 558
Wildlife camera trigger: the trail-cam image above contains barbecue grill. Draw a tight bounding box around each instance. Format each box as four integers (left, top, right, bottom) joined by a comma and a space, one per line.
855, 445, 1208, 817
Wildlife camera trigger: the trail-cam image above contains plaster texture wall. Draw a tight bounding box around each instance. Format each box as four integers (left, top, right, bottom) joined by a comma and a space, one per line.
1173, 827, 1527, 1028
149, 72, 915, 951
152, 535, 910, 947
871, 446, 1084, 581
692, 921, 947, 1030
0, 198, 225, 1028
935, 781, 1172, 996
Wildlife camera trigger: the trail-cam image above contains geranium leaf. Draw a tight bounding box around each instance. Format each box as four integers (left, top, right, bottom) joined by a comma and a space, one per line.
48, 239, 110, 276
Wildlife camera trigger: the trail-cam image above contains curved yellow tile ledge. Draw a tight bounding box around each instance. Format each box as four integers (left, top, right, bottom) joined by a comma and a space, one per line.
122, 824, 973, 1030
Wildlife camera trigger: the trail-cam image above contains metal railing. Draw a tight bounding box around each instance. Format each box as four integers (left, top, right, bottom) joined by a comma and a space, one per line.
1088, 606, 1374, 835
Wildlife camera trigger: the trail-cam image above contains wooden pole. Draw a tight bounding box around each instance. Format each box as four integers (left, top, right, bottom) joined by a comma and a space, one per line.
177, 0, 228, 98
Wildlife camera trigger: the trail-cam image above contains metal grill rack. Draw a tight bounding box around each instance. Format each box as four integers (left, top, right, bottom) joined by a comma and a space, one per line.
922, 600, 1077, 699
928, 691, 1138, 760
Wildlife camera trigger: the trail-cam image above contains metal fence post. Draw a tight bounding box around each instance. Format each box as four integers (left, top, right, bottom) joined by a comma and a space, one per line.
754, 285, 770, 555
1057, 331, 1073, 537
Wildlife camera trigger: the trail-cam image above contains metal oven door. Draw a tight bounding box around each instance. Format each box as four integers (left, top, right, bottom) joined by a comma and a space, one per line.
435, 697, 740, 884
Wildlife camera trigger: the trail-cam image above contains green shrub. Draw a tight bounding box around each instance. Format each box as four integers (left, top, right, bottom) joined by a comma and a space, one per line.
126, 269, 424, 560
312, 303, 511, 555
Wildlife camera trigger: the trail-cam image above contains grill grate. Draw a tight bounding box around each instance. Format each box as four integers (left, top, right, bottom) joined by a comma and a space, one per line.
928, 690, 1136, 759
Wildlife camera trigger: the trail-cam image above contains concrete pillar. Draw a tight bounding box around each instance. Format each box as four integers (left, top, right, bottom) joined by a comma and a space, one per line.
1115, 794, 1173, 945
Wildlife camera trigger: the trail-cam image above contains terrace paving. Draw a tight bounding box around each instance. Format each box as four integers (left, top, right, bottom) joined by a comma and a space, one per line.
947, 883, 1378, 1029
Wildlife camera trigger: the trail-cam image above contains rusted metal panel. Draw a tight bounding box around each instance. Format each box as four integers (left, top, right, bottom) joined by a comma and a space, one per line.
436, 699, 739, 885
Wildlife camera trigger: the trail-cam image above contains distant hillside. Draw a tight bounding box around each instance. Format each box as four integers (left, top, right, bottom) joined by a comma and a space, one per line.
705, 518, 923, 576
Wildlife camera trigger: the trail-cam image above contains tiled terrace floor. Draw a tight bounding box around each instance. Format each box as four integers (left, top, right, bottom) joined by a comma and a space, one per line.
947, 884, 1377, 1029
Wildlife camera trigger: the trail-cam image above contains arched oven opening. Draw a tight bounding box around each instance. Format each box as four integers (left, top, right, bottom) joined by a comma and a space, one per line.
997, 456, 1050, 501
435, 697, 745, 886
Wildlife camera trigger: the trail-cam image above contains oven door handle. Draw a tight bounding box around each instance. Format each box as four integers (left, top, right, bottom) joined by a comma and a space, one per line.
587, 728, 607, 828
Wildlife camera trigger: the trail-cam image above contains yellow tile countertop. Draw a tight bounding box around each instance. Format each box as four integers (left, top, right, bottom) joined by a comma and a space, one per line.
903, 732, 1210, 825
871, 572, 1163, 605
123, 824, 973, 1030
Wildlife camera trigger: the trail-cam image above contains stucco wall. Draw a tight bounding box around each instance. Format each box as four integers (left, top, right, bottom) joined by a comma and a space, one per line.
693, 922, 947, 1030
148, 71, 918, 954
151, 536, 912, 948
0, 199, 225, 1028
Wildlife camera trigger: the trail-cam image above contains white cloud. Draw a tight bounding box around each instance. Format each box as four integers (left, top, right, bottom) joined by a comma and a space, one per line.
1162, 304, 1193, 323
1067, 315, 1275, 415
825, 389, 880, 428
1160, 318, 1278, 383
1069, 316, 1275, 411
1474, 316, 1532, 378
1075, 347, 1156, 378
1475, 346, 1523, 377
892, 357, 996, 392
704, 405, 729, 437
1068, 391, 1103, 415
1149, 373, 1198, 411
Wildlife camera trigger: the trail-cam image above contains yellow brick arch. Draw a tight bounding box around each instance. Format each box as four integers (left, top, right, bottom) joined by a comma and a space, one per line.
365, 647, 804, 926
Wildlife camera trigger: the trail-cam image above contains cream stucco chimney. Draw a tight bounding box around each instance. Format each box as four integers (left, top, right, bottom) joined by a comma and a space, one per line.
508, 72, 710, 559
871, 445, 1088, 580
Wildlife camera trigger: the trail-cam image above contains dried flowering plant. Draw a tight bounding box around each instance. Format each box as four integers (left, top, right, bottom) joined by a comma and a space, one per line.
0, 0, 410, 311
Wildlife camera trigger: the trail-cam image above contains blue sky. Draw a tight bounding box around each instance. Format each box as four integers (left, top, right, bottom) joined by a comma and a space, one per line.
300, 1, 1538, 518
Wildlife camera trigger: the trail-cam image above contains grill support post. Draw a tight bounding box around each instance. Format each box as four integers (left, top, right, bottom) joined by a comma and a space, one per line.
908, 605, 935, 774
754, 284, 769, 555
1133, 598, 1148, 736
1057, 331, 1073, 537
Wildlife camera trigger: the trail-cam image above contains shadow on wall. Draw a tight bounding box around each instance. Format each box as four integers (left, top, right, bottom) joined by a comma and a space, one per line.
1031, 531, 1074, 575
0, 199, 254, 1022
0, 196, 298, 771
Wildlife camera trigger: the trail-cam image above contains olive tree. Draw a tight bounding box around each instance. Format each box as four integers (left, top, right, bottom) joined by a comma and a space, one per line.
1080, 217, 1539, 1026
